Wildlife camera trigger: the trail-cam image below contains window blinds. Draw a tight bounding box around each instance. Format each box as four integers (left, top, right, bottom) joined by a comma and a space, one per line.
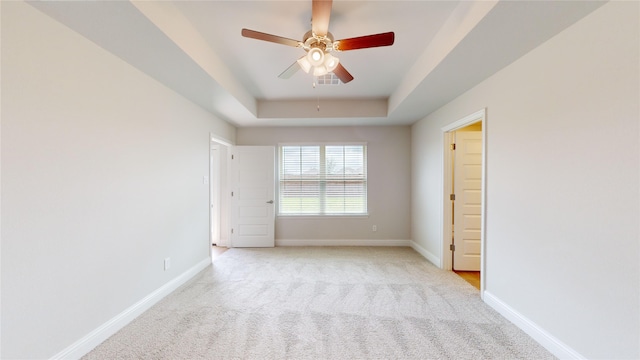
279, 144, 367, 215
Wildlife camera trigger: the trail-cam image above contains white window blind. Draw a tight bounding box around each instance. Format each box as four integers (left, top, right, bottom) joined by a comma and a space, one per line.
279, 144, 367, 215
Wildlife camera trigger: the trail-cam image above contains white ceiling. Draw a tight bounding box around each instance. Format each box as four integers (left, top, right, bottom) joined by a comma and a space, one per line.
30, 0, 605, 127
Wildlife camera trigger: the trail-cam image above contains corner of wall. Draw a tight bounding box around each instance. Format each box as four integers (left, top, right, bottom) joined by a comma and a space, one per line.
410, 240, 441, 268
483, 292, 586, 359
50, 258, 211, 360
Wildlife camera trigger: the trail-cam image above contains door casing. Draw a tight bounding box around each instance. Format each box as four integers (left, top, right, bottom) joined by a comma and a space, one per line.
210, 133, 233, 253
441, 109, 487, 297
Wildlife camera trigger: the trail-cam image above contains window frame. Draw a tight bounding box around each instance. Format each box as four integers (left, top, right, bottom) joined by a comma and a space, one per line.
277, 142, 368, 218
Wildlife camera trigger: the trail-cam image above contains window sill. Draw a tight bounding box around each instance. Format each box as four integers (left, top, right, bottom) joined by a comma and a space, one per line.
277, 214, 369, 220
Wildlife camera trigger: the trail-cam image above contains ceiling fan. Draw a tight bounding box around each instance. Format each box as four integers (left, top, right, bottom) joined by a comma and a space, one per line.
241, 0, 394, 84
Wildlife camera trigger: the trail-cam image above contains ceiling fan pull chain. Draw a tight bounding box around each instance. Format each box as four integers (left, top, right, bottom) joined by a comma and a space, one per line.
312, 79, 320, 112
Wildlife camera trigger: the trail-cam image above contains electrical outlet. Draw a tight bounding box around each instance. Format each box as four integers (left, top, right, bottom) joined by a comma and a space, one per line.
164, 257, 171, 271
372, 225, 377, 232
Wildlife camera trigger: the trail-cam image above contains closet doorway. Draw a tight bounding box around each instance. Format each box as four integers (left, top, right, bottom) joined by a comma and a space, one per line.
441, 109, 486, 295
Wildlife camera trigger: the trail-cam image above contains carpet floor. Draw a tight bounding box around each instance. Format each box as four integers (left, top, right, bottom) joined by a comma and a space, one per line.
83, 247, 555, 359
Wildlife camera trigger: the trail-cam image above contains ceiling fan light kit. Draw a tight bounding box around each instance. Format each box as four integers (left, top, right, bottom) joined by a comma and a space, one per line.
300, 49, 339, 77
296, 56, 312, 73
307, 47, 325, 67
324, 53, 339, 72
241, 0, 395, 84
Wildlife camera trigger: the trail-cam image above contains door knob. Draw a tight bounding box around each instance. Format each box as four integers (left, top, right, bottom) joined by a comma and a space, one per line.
266, 200, 274, 204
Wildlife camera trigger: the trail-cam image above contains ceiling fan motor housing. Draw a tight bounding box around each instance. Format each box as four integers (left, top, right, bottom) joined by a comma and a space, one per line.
302, 30, 335, 54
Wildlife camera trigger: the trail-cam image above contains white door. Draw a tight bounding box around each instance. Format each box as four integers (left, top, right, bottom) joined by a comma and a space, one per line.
453, 131, 482, 271
230, 146, 275, 247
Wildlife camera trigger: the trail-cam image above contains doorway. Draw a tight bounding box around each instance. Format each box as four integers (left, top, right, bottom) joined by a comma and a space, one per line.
210, 134, 232, 258
441, 109, 486, 296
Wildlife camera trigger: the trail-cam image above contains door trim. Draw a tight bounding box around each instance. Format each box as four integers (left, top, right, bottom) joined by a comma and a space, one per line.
441, 109, 487, 297
210, 144, 221, 248
209, 133, 234, 251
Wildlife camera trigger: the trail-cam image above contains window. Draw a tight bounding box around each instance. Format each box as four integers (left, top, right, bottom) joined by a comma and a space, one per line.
279, 144, 367, 216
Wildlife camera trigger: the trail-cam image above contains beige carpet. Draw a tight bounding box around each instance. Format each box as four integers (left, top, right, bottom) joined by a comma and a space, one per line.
84, 247, 554, 359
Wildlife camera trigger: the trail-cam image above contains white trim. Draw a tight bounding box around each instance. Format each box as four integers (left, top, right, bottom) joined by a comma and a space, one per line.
480, 112, 487, 297
440, 108, 487, 297
50, 257, 212, 360
483, 292, 586, 360
409, 240, 441, 267
277, 141, 368, 146
441, 131, 454, 271
209, 140, 214, 257
210, 133, 231, 248
210, 142, 223, 249
441, 109, 486, 132
277, 215, 370, 219
210, 132, 234, 147
275, 239, 410, 247
226, 146, 234, 247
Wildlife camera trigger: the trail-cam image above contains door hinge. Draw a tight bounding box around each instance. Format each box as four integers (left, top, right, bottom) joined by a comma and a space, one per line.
450, 194, 455, 201
231, 154, 234, 160
450, 244, 455, 251
231, 228, 234, 234
231, 191, 234, 197
450, 143, 456, 150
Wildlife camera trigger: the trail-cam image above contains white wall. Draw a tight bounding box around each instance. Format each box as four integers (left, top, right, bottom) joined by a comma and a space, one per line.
411, 2, 639, 359
1, 2, 236, 358
237, 126, 411, 244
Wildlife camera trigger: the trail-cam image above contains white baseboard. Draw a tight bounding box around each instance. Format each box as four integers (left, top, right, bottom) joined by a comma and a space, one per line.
51, 257, 212, 360
275, 239, 411, 247
483, 291, 585, 360
409, 240, 441, 267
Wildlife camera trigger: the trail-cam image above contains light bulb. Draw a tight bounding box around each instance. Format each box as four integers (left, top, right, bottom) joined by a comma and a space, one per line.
307, 48, 325, 67
324, 53, 339, 72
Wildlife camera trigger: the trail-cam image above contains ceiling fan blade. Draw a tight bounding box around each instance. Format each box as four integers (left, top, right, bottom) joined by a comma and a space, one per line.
312, 0, 332, 37
334, 32, 395, 51
241, 28, 300, 47
278, 61, 301, 79
333, 63, 354, 84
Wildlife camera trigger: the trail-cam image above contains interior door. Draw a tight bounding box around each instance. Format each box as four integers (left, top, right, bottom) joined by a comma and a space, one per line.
230, 146, 275, 247
453, 131, 482, 271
